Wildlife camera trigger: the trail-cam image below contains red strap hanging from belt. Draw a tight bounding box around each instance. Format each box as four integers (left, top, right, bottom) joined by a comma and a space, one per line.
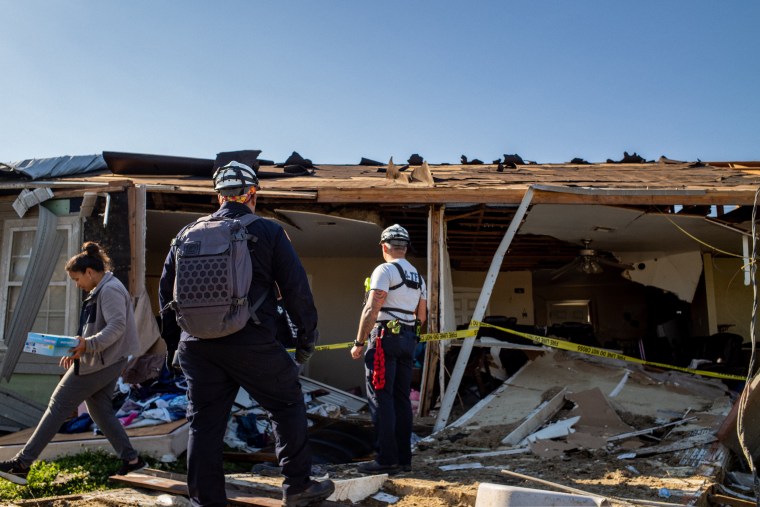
372, 329, 386, 390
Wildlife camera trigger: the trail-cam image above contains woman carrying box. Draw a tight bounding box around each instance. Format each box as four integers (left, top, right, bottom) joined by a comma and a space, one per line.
0, 242, 145, 485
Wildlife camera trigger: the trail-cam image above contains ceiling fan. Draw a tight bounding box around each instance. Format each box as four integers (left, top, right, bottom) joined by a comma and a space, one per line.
550, 239, 634, 281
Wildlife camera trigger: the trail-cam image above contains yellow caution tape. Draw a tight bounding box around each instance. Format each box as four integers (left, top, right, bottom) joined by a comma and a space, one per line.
291, 320, 747, 382
471, 320, 747, 381
287, 327, 479, 353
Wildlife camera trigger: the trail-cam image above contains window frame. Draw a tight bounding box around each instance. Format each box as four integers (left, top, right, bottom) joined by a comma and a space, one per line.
0, 215, 82, 348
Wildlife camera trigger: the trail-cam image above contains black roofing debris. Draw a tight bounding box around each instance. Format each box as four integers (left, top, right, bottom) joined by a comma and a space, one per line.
282, 151, 314, 168
607, 151, 651, 164
460, 155, 484, 165
214, 150, 262, 170
503, 153, 525, 165
407, 154, 424, 165
359, 157, 384, 166
279, 151, 316, 176
497, 154, 525, 169
104, 152, 213, 177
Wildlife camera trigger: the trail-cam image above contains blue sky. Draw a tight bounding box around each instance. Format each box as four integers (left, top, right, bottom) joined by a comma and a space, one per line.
2, 1, 758, 165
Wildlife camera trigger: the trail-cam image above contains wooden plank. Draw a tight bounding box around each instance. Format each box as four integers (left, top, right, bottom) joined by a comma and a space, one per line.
707, 494, 756, 507
316, 187, 760, 206
128, 184, 147, 296
607, 417, 697, 442
419, 204, 443, 416
0, 419, 189, 461
110, 473, 282, 507
500, 468, 611, 503
0, 419, 187, 445
623, 433, 718, 458
501, 388, 567, 446
702, 253, 719, 335
141, 468, 282, 495
434, 188, 534, 432
112, 472, 344, 507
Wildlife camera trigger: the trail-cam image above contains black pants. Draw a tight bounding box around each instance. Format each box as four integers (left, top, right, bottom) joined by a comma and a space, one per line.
179, 336, 311, 507
364, 325, 417, 467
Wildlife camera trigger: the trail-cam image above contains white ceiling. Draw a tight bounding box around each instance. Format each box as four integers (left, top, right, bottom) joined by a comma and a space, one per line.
147, 209, 383, 258
272, 210, 382, 257
147, 204, 750, 267
519, 204, 747, 257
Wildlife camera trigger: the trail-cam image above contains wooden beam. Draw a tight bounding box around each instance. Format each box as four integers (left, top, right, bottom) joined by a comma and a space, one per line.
500, 468, 610, 502
418, 204, 443, 416
708, 493, 757, 507
110, 473, 282, 507
316, 187, 760, 206
127, 184, 146, 296
702, 253, 719, 335
501, 388, 567, 446
433, 188, 535, 432
622, 432, 717, 457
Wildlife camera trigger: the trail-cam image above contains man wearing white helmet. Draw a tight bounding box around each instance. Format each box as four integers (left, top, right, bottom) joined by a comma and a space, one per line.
351, 224, 427, 474
159, 161, 334, 507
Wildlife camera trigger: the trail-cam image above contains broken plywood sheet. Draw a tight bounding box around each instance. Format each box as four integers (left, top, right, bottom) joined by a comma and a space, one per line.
110, 472, 281, 506
501, 387, 566, 445
300, 376, 368, 414
455, 349, 730, 431
0, 419, 188, 462
566, 387, 634, 437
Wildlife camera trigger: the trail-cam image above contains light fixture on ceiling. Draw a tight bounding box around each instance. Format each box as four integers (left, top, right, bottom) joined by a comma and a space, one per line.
551, 239, 633, 281
579, 256, 603, 275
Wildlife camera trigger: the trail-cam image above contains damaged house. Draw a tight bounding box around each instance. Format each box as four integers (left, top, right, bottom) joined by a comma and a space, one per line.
0, 150, 758, 505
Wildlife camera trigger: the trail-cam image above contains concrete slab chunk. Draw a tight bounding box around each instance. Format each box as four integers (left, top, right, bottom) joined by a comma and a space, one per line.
475, 483, 609, 507
327, 474, 388, 503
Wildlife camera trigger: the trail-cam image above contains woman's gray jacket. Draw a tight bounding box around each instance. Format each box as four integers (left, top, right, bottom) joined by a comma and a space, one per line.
79, 272, 138, 375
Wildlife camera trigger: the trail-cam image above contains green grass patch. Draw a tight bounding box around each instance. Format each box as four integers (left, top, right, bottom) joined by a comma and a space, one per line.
0, 450, 188, 500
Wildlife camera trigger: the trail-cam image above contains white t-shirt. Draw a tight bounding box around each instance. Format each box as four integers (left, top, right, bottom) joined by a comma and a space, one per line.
370, 259, 427, 324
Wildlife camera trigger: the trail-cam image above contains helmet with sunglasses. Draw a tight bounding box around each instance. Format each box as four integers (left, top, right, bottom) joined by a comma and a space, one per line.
213, 161, 260, 196
380, 224, 411, 246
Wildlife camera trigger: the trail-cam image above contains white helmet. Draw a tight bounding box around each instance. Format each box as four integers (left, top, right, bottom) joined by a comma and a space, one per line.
213, 161, 260, 196
380, 224, 410, 246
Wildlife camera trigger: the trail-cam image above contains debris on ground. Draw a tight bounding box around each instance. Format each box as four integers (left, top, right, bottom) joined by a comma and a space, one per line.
1, 348, 757, 506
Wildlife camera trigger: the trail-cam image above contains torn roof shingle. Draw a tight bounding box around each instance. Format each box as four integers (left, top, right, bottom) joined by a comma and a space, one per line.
0, 154, 107, 180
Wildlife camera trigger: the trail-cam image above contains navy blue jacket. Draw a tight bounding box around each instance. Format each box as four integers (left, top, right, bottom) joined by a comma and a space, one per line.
159, 201, 318, 346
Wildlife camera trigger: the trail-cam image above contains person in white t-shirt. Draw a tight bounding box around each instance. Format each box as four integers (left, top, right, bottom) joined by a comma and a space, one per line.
351, 224, 427, 474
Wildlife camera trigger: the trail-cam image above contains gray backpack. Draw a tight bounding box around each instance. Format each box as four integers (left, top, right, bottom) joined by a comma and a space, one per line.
167, 214, 264, 338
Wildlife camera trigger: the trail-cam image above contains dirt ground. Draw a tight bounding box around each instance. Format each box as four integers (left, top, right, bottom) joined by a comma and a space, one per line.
1, 381, 736, 507
3, 452, 721, 507
5, 425, 729, 507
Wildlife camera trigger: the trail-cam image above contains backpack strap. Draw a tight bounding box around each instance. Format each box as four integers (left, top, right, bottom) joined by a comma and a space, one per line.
388, 262, 406, 290
381, 262, 422, 319
235, 213, 265, 324
387, 261, 422, 290
248, 291, 267, 325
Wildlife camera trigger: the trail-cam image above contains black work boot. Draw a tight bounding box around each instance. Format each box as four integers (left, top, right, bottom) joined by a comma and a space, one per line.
357, 460, 400, 475
282, 478, 335, 507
